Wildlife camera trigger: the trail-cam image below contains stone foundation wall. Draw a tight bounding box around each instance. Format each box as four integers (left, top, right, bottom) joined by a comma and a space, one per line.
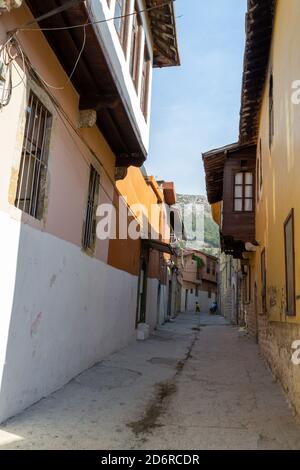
258, 316, 300, 417
221, 286, 232, 322
245, 300, 258, 340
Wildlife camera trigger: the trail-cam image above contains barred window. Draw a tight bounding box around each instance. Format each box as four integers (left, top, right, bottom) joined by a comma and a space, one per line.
82, 165, 100, 252
15, 92, 52, 219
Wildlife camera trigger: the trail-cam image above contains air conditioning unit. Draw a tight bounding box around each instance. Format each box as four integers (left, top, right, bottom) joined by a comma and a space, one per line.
0, 0, 23, 12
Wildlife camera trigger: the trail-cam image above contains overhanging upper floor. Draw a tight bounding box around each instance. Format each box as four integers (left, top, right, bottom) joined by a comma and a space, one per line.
24, 0, 179, 169
203, 143, 257, 258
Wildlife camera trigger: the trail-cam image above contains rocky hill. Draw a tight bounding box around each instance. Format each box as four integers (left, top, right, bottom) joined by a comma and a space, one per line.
175, 194, 220, 256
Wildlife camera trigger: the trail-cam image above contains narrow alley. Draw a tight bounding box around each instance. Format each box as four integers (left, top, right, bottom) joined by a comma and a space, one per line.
1, 313, 299, 451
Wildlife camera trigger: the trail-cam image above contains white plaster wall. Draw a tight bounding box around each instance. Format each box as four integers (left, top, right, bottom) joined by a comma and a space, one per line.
180, 288, 187, 312
0, 212, 138, 423
198, 291, 210, 313
187, 291, 197, 312
89, 0, 153, 153
158, 284, 167, 326
170, 273, 177, 319
0, 212, 21, 394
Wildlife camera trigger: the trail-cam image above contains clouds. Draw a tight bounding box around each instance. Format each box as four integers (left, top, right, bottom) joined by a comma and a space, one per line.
147, 0, 247, 194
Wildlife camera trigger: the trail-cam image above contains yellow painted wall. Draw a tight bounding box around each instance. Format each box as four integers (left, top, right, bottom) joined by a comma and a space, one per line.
117, 167, 163, 237
254, 0, 300, 324
108, 168, 167, 276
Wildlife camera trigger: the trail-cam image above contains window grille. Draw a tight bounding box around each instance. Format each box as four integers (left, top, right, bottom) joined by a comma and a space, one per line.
15, 92, 52, 219
82, 165, 100, 251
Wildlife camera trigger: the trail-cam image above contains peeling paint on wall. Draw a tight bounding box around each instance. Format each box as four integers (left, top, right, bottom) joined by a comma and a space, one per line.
30, 312, 42, 339
8, 167, 18, 206
268, 286, 278, 309
49, 275, 57, 288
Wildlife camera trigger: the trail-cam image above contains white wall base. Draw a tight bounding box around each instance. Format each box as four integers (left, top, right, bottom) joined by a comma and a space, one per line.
0, 211, 138, 423
145, 278, 159, 332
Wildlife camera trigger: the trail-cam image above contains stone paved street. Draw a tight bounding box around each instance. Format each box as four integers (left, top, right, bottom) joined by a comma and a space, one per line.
0, 313, 300, 450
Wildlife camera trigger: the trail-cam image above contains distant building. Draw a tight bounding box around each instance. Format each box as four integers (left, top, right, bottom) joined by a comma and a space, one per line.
177, 250, 218, 313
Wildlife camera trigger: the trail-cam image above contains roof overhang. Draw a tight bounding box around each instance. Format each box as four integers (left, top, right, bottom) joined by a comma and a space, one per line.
142, 239, 175, 255
25, 0, 147, 168
146, 0, 180, 68
162, 181, 176, 206
221, 234, 247, 259
239, 0, 275, 144
145, 176, 164, 203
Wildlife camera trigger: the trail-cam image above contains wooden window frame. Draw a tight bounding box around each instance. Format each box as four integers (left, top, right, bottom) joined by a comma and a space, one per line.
114, 0, 129, 50
284, 209, 296, 316
129, 4, 142, 89
257, 139, 263, 202
15, 91, 52, 220
206, 260, 210, 274
233, 170, 254, 213
212, 262, 216, 276
140, 43, 151, 119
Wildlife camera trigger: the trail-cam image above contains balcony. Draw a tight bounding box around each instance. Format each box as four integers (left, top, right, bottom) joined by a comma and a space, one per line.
203, 143, 257, 258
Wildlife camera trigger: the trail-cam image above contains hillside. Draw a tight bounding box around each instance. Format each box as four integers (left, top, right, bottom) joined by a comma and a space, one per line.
175, 194, 220, 256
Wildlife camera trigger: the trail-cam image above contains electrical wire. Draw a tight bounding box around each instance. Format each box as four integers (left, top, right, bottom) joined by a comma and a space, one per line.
31, 24, 87, 91
0, 40, 13, 107
13, 1, 176, 33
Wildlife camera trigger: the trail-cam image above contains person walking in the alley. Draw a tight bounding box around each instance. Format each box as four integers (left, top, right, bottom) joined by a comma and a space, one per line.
195, 302, 200, 313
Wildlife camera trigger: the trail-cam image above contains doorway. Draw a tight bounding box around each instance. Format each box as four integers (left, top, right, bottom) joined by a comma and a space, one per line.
137, 260, 147, 325
167, 280, 173, 318
157, 281, 161, 325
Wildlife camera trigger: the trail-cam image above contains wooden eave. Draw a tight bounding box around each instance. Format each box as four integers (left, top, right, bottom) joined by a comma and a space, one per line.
142, 239, 175, 255
239, 0, 275, 144
202, 143, 256, 205
145, 176, 164, 203
221, 234, 246, 260
162, 181, 176, 206
145, 0, 180, 68
25, 0, 147, 168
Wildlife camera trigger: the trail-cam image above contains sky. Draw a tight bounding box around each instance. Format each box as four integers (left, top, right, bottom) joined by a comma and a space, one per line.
146, 0, 247, 195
